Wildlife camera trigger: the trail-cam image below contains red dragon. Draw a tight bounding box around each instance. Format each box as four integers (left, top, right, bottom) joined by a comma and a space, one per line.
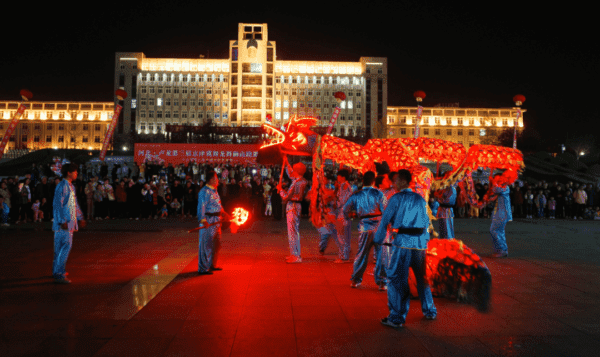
258, 114, 524, 311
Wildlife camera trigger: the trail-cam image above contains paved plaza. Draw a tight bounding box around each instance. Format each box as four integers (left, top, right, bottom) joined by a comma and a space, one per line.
1, 215, 599, 356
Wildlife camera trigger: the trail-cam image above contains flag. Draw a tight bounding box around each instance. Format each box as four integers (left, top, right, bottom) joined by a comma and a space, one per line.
414, 105, 423, 138
99, 104, 123, 161
0, 103, 27, 160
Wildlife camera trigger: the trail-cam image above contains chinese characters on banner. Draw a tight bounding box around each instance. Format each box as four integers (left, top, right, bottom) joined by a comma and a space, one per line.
134, 143, 261, 165
413, 105, 423, 138
0, 104, 27, 160
513, 109, 521, 149
326, 106, 342, 135
99, 104, 123, 161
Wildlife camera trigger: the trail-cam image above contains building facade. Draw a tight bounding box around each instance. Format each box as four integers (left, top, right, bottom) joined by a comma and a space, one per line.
114, 23, 387, 141
0, 101, 114, 151
1, 23, 525, 156
386, 105, 525, 147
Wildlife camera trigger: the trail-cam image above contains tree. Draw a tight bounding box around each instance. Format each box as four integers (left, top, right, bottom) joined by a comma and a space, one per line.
490, 127, 543, 154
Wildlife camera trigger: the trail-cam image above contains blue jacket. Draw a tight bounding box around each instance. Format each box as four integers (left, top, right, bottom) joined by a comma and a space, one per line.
492, 186, 512, 222
343, 186, 385, 232
374, 188, 430, 250
197, 185, 222, 222
52, 179, 83, 232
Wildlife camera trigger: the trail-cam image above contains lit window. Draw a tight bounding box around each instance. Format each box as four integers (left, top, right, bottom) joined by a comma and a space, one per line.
157, 98, 162, 106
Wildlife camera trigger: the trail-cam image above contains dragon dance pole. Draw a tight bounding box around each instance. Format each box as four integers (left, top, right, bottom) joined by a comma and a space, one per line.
0, 90, 33, 160
100, 89, 128, 161
326, 92, 346, 135
413, 90, 426, 139
512, 94, 525, 149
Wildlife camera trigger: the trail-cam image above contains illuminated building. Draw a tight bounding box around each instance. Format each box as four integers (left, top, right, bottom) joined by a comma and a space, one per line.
386, 105, 525, 147
0, 101, 114, 151
115, 23, 387, 140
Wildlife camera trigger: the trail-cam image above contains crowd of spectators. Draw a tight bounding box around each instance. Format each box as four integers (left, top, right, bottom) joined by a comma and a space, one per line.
0, 160, 291, 226
2, 160, 600, 227
450, 180, 600, 220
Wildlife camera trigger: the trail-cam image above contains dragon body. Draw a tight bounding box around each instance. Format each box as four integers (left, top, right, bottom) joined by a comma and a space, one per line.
259, 115, 524, 311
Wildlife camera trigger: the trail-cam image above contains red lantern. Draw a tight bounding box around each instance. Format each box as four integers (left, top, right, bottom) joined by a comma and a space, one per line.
334, 91, 346, 102
20, 89, 33, 101
116, 89, 128, 100
413, 90, 426, 101
513, 94, 526, 106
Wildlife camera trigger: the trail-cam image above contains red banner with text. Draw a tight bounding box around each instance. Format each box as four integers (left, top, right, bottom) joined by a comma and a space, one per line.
134, 143, 261, 165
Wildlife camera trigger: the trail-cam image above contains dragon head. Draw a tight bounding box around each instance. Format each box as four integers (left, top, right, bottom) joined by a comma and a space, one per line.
260, 115, 319, 157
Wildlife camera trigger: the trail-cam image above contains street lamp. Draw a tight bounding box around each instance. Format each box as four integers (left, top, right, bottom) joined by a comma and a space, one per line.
578, 151, 585, 160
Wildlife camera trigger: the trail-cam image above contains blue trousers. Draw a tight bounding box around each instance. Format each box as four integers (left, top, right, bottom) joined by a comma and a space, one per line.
337, 217, 351, 260
319, 217, 351, 260
286, 202, 301, 258
490, 218, 508, 253
376, 228, 394, 282
386, 247, 436, 324
198, 216, 221, 272
53, 230, 73, 279
318, 223, 337, 250
437, 217, 454, 239
351, 230, 383, 285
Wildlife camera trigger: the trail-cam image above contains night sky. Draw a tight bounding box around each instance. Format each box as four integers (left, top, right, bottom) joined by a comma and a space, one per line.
2, 1, 597, 148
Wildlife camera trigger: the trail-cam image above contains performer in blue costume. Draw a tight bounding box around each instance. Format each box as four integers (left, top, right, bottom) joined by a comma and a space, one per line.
490, 177, 512, 258
343, 171, 385, 288
52, 163, 86, 284
197, 170, 224, 274
434, 185, 457, 239
318, 169, 352, 263
279, 162, 309, 263
317, 190, 339, 258
375, 169, 436, 328
428, 197, 439, 217
376, 171, 399, 291
333, 169, 353, 262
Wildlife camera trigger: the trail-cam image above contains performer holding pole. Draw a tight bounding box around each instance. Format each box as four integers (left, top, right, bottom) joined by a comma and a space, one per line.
278, 161, 308, 263
433, 172, 457, 239
374, 169, 436, 328
319, 168, 353, 262
197, 170, 224, 274
343, 171, 385, 288
490, 173, 512, 258
376, 170, 399, 290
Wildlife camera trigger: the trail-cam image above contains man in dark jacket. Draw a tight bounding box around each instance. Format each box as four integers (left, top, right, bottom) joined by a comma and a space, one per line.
251, 175, 264, 219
